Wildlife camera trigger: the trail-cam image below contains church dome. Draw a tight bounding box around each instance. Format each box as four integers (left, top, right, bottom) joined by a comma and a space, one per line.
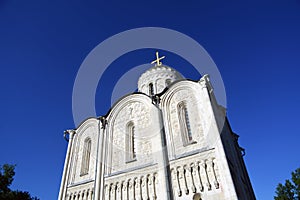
138, 57, 183, 96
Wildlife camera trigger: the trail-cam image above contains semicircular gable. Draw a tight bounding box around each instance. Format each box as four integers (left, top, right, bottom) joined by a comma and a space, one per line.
161, 80, 200, 103
106, 93, 152, 123
75, 117, 99, 134
160, 80, 209, 159
69, 118, 99, 185
105, 93, 161, 175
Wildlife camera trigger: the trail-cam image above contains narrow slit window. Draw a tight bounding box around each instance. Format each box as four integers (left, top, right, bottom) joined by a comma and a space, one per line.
178, 102, 193, 145
149, 83, 154, 96
80, 138, 91, 176
126, 122, 136, 162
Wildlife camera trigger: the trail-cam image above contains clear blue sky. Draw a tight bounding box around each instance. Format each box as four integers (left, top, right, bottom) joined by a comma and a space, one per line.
0, 0, 299, 199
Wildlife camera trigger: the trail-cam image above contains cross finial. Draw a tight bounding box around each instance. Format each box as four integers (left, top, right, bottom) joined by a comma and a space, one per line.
151, 51, 165, 66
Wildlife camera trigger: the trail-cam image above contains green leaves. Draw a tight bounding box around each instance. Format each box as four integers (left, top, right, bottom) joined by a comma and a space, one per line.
274, 168, 300, 200
291, 168, 300, 198
0, 164, 39, 200
0, 164, 15, 194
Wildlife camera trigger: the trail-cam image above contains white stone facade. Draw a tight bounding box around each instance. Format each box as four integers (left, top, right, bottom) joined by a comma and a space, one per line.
58, 64, 255, 200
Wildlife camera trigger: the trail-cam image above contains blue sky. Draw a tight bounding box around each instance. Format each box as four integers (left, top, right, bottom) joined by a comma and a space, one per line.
0, 0, 300, 199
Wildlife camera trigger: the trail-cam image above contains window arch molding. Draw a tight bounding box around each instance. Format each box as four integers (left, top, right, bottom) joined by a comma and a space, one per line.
177, 101, 195, 146
125, 121, 136, 163
80, 137, 92, 176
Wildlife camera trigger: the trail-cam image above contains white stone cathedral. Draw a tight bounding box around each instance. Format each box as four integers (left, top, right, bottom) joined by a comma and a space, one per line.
58, 53, 256, 200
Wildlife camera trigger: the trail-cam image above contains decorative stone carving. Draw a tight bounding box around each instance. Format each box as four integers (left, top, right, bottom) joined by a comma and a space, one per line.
177, 166, 188, 195
148, 174, 155, 200
128, 179, 134, 200
122, 181, 128, 200
116, 182, 122, 200
171, 168, 181, 197
86, 189, 90, 200
191, 162, 203, 192
200, 160, 211, 191
77, 191, 81, 200
141, 176, 149, 200
110, 183, 116, 200
89, 188, 93, 200
184, 165, 196, 193
210, 158, 219, 189
134, 177, 141, 200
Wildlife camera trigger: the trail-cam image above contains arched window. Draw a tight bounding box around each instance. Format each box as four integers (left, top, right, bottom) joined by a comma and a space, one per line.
80, 138, 91, 176
126, 122, 136, 162
149, 83, 154, 96
193, 193, 202, 200
177, 102, 193, 145
165, 79, 172, 86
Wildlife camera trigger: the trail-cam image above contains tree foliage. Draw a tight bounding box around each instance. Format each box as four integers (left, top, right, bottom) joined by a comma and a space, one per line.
274, 168, 300, 200
0, 164, 39, 200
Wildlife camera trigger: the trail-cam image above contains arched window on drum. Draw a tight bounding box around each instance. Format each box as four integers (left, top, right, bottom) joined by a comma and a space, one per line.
165, 79, 172, 87
149, 83, 154, 96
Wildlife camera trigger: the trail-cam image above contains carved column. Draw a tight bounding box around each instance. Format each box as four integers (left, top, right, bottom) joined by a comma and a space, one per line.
134, 177, 142, 200
81, 191, 85, 200
85, 189, 89, 200
89, 188, 93, 200
141, 176, 149, 200
153, 173, 158, 199
208, 158, 219, 189
148, 175, 153, 200
200, 160, 211, 191
154, 96, 172, 199
191, 162, 203, 192
171, 168, 181, 197
78, 191, 82, 200
59, 130, 76, 200
116, 182, 122, 200
81, 192, 84, 200
184, 165, 196, 194
122, 181, 128, 200
178, 166, 188, 195
148, 174, 156, 200
128, 179, 135, 200
96, 117, 107, 200
110, 184, 116, 200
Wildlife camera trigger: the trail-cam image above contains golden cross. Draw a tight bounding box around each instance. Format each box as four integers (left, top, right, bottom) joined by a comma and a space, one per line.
151, 51, 165, 66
